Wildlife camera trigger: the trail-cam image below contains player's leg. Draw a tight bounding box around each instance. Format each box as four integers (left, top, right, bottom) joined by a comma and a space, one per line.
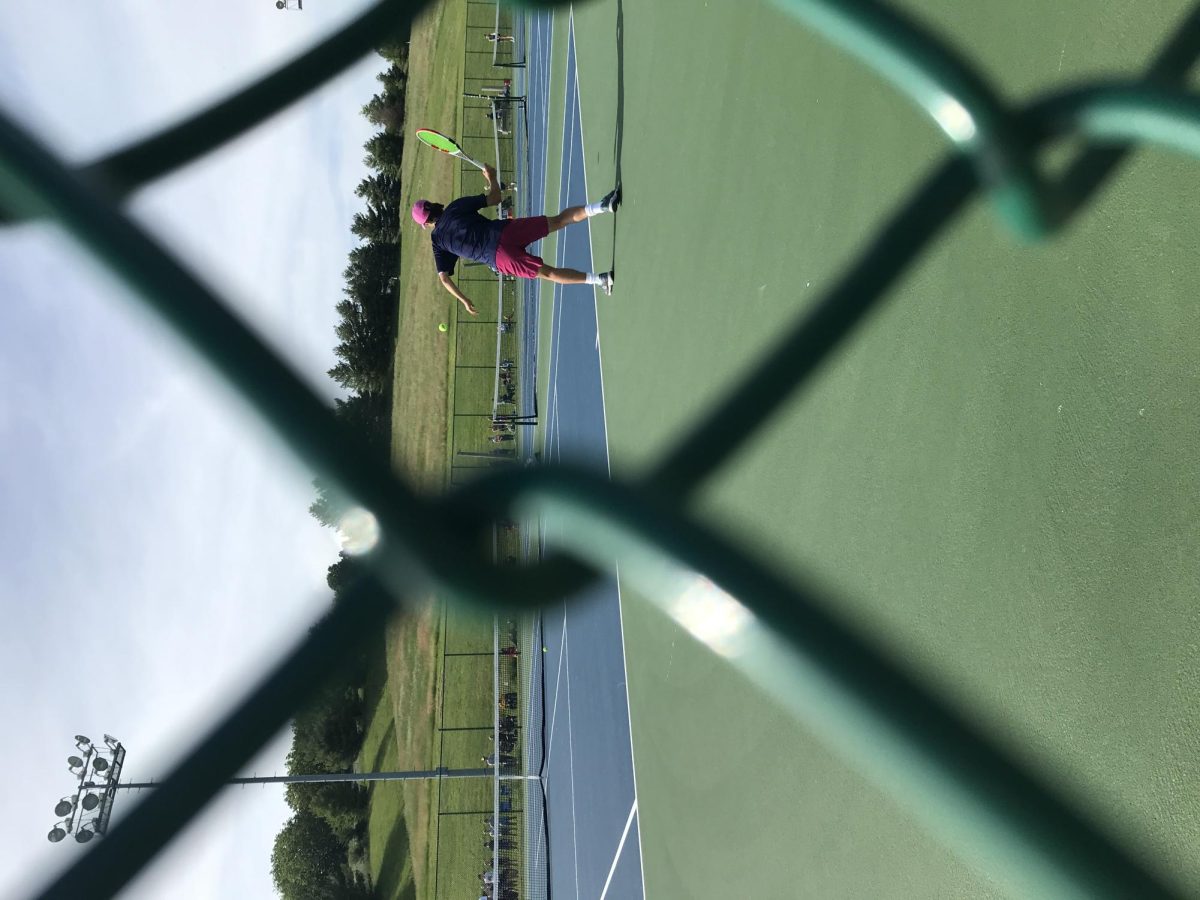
546, 187, 621, 233
536, 264, 588, 284
495, 218, 614, 293
537, 265, 614, 294
545, 207, 586, 233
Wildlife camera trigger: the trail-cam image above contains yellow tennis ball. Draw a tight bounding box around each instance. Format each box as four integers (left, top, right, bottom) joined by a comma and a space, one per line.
438, 322, 448, 332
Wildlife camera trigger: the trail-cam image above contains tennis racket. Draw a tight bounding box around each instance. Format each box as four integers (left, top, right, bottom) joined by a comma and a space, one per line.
415, 128, 516, 191
416, 128, 486, 170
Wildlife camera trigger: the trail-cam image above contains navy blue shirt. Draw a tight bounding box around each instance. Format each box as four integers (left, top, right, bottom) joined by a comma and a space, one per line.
431, 195, 505, 275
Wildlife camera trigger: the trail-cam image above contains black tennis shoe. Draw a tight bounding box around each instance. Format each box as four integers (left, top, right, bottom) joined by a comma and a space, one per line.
599, 187, 621, 214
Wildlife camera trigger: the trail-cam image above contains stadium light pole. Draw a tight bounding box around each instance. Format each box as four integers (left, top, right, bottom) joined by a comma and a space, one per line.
115, 768, 536, 789
45, 735, 127, 845
45, 733, 534, 844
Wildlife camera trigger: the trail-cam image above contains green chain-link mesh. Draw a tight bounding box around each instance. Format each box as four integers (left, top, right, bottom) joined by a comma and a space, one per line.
7, 1, 1200, 897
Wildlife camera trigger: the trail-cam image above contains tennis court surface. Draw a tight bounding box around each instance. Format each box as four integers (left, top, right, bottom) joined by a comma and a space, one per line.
526, 12, 645, 898
528, 0, 1200, 897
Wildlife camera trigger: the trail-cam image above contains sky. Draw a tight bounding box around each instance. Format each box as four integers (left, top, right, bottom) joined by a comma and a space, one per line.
0, 1, 390, 896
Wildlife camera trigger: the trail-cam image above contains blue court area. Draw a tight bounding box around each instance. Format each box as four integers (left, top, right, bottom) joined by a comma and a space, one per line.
520, 12, 645, 900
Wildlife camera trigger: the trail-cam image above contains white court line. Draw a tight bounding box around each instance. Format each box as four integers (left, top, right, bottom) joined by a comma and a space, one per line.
556, 37, 585, 900
573, 33, 611, 481
547, 280, 566, 460
544, 296, 563, 465
538, 8, 553, 217
545, 362, 559, 462
558, 16, 579, 271
558, 30, 582, 897
540, 21, 576, 466
543, 610, 568, 766
575, 35, 649, 898
528, 12, 563, 887
564, 612, 581, 900
611, 564, 646, 893
599, 799, 639, 900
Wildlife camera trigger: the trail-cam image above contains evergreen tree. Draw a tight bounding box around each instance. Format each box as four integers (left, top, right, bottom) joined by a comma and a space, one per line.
333, 393, 390, 457
361, 90, 406, 134
355, 172, 402, 209
309, 476, 352, 528
363, 131, 405, 174
350, 204, 399, 244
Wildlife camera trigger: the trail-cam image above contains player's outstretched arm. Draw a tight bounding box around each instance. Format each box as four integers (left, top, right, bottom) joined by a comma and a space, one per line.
481, 164, 503, 206
438, 272, 478, 316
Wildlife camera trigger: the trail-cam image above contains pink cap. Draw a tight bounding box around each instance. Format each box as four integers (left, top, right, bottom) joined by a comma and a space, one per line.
411, 200, 432, 225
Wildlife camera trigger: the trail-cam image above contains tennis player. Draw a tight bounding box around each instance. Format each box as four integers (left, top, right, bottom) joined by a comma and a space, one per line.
412, 163, 618, 316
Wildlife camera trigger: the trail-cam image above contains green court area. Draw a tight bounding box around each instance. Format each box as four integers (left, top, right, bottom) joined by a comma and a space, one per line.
564, 0, 1200, 896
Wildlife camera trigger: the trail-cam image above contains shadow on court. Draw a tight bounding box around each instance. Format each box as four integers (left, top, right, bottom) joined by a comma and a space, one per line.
611, 0, 624, 274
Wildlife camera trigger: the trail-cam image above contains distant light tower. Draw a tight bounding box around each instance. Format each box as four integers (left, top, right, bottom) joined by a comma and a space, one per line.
275, 0, 303, 9
43, 732, 527, 846
46, 735, 126, 845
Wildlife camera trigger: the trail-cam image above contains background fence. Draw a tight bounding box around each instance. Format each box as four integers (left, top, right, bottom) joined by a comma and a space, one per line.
452, 5, 548, 900
449, 0, 533, 493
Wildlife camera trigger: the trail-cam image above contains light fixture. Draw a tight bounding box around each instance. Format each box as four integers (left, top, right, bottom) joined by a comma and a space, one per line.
46, 733, 126, 845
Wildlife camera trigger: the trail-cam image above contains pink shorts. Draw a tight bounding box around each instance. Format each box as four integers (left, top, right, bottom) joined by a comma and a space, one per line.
494, 215, 550, 279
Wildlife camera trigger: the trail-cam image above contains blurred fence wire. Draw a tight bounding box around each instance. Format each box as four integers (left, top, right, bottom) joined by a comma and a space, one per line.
7, 0, 1200, 897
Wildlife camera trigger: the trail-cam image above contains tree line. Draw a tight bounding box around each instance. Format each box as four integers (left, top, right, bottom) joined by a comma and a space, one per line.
271, 36, 410, 900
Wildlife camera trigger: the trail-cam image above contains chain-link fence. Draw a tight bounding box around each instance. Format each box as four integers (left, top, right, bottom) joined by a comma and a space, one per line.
450, 0, 532, 492
440, 4, 545, 897
9, 0, 1200, 897
512, 608, 549, 900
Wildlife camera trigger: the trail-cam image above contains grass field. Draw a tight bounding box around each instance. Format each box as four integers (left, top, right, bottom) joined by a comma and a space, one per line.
555, 0, 1200, 896
388, 0, 466, 494
432, 608, 497, 899
363, 0, 466, 896
447, 0, 527, 488
361, 618, 430, 900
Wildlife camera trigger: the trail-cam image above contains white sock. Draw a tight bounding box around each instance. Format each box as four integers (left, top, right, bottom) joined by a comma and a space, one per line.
584, 272, 601, 285
584, 200, 605, 217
